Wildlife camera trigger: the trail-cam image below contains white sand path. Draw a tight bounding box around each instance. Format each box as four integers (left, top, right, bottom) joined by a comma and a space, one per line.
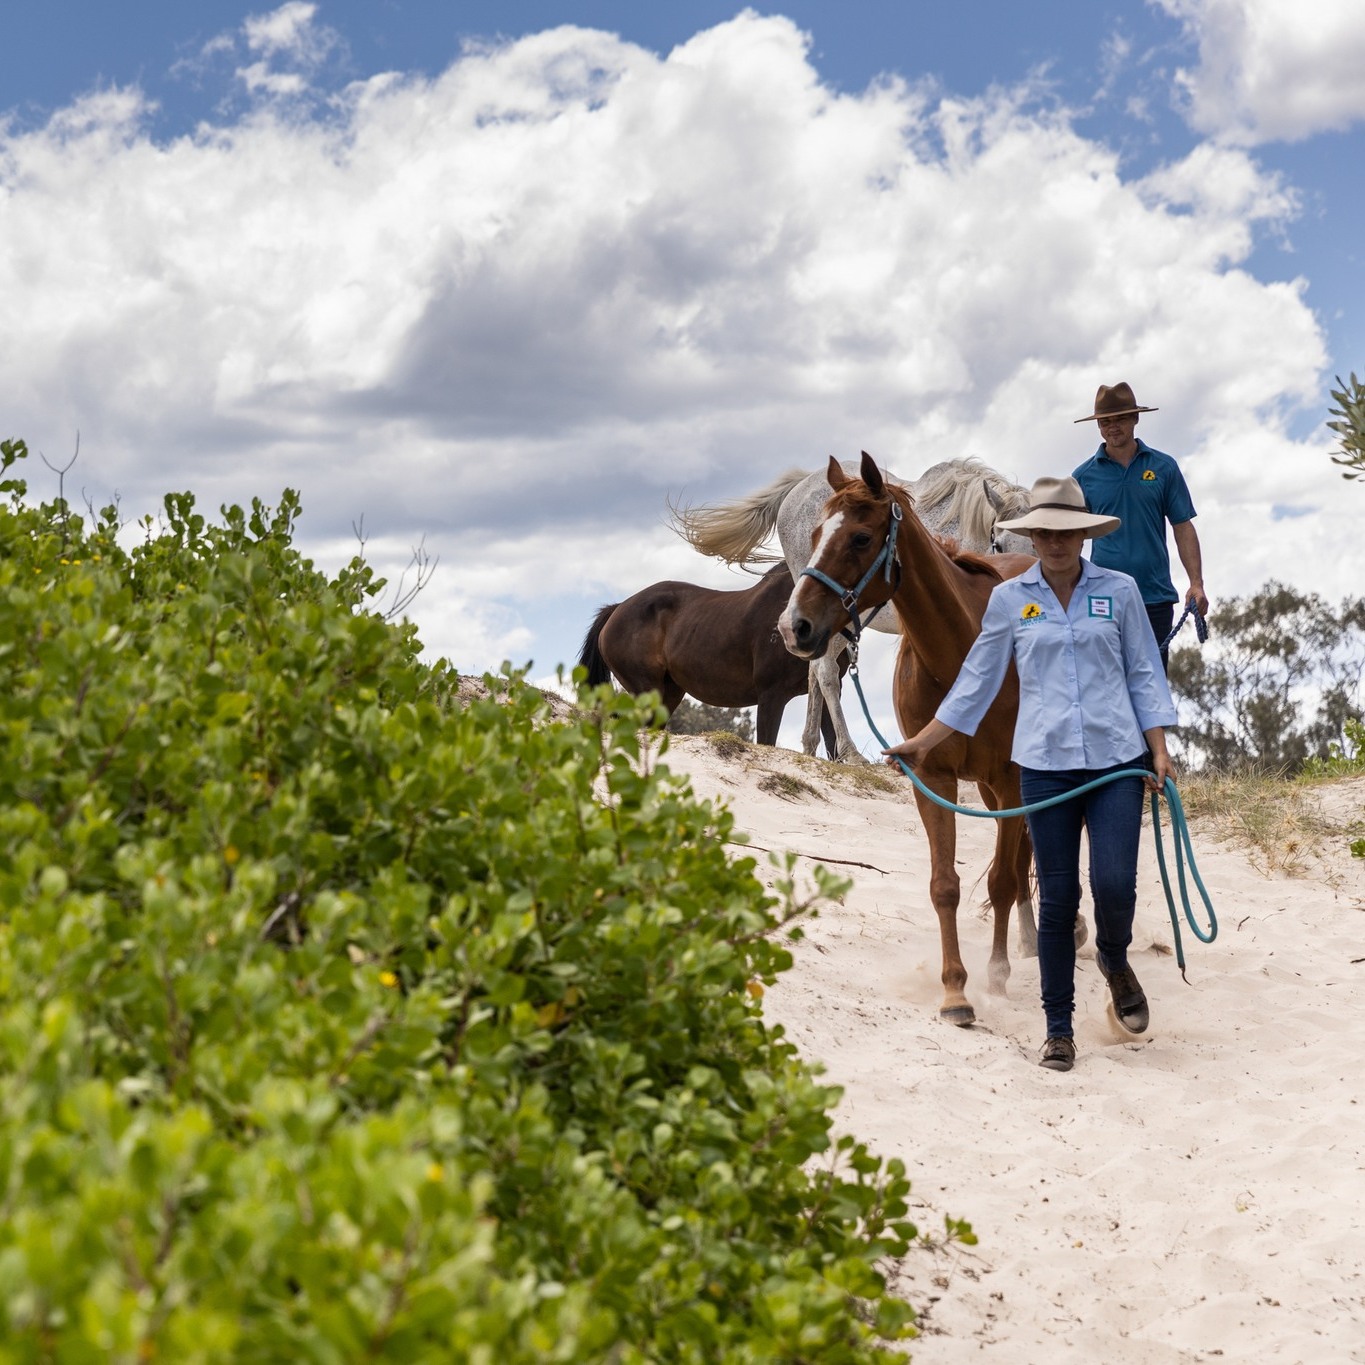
660, 739, 1365, 1365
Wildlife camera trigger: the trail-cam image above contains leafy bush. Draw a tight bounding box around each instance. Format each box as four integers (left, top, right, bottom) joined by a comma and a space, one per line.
1328, 371, 1365, 482
1300, 716, 1365, 778
0, 438, 920, 1361
1300, 717, 1365, 858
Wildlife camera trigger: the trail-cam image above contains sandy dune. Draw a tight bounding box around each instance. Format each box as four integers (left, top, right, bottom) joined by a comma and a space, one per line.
659, 736, 1365, 1365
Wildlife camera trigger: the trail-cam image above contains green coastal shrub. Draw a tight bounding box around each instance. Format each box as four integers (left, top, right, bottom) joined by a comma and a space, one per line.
0, 438, 920, 1362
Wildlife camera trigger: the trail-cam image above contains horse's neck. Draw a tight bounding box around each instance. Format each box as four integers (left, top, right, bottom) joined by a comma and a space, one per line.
890, 506, 991, 671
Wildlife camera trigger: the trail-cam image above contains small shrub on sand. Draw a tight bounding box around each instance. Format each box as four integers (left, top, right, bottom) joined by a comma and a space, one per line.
703, 729, 750, 761
836, 762, 905, 797
758, 771, 822, 802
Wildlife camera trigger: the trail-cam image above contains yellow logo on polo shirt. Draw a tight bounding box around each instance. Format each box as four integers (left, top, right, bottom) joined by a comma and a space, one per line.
1142, 469, 1157, 480
1021, 602, 1044, 621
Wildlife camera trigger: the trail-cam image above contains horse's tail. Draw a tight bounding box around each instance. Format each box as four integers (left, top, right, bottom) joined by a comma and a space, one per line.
668, 467, 809, 566
577, 604, 618, 687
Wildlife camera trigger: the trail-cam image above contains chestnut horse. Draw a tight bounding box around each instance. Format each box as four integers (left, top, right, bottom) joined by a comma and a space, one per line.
578, 564, 840, 751
779, 453, 1036, 1024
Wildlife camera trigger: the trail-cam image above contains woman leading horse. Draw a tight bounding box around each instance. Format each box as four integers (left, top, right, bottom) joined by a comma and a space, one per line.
883, 475, 1177, 1072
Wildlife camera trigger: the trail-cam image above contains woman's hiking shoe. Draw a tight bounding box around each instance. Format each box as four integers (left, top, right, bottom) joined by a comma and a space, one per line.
1039, 1036, 1076, 1071
1099, 960, 1150, 1034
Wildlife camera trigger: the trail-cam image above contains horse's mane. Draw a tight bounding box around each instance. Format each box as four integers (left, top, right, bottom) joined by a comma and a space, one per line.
937, 539, 1005, 580
914, 456, 1029, 547
827, 477, 911, 520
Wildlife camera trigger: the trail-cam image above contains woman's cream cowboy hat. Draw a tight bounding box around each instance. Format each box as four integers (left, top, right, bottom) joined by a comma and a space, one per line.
995, 476, 1120, 538
1074, 381, 1158, 423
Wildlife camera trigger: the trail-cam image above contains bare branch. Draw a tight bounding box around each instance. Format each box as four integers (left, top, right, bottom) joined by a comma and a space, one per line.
382, 539, 439, 620
39, 431, 80, 548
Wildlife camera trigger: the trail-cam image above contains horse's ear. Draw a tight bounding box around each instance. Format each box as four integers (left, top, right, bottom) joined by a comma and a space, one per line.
860, 451, 885, 497
827, 454, 849, 490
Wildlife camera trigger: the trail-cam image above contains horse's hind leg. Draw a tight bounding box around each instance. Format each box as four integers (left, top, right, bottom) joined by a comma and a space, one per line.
755, 696, 781, 746
819, 705, 838, 759
983, 811, 1030, 996
653, 677, 686, 727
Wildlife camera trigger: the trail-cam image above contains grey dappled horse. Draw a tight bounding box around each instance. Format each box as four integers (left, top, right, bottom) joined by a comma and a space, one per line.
673, 458, 1032, 762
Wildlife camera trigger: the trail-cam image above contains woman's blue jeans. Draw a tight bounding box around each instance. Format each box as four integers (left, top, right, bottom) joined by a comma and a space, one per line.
1020, 758, 1147, 1038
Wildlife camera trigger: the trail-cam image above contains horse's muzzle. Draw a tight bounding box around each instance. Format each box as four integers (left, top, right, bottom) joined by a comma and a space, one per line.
778, 611, 830, 659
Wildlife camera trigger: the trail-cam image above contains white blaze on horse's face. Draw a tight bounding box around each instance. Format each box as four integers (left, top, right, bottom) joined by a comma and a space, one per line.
777, 509, 845, 652
805, 509, 846, 577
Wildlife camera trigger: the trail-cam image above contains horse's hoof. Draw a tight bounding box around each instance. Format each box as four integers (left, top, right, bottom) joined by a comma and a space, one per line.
1073, 915, 1089, 949
940, 1003, 976, 1027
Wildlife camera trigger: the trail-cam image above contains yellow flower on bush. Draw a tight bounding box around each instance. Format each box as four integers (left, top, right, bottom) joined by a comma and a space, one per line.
379, 970, 400, 989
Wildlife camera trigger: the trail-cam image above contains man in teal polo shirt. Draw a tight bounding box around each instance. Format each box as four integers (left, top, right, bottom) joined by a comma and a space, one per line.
1073, 382, 1209, 671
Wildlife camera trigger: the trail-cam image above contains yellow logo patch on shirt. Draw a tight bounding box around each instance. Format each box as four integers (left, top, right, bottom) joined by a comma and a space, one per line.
1021, 602, 1045, 622
1142, 469, 1157, 481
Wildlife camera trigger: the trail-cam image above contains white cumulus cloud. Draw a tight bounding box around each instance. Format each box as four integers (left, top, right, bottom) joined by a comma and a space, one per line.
1154, 0, 1365, 143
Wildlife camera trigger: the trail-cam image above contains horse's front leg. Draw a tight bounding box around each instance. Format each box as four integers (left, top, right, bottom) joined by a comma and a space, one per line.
913, 780, 973, 1026
813, 648, 864, 764
799, 672, 823, 756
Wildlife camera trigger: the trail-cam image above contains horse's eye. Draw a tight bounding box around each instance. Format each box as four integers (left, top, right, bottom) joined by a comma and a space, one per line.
851, 532, 872, 550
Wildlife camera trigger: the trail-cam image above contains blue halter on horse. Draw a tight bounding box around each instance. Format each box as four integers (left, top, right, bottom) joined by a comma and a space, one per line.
798, 499, 902, 644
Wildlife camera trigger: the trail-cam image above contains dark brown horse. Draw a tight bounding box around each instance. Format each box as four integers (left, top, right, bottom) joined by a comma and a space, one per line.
779, 452, 1037, 1024
578, 564, 839, 751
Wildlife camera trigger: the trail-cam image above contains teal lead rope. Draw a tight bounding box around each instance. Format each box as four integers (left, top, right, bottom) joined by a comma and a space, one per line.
845, 662, 1217, 977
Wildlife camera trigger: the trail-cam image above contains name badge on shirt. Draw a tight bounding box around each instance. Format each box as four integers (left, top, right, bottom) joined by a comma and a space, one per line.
1088, 596, 1114, 619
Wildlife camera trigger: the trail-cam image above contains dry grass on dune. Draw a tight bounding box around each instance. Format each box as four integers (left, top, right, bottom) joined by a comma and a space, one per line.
1175, 768, 1365, 880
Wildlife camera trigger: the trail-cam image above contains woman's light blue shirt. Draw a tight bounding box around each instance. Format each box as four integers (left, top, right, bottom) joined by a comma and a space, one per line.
934, 559, 1177, 771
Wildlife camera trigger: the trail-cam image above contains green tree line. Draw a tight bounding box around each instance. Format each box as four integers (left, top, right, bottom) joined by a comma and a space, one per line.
1169, 583, 1365, 775
1166, 378, 1365, 776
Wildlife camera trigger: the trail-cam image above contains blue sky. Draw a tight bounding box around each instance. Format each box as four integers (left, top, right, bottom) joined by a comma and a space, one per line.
4, 1, 1364, 751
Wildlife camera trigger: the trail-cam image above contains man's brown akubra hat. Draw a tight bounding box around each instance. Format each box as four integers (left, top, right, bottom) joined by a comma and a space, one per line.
1074, 381, 1158, 423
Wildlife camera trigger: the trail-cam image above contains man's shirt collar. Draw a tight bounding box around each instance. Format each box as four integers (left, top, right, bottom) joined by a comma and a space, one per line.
1096, 437, 1151, 465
